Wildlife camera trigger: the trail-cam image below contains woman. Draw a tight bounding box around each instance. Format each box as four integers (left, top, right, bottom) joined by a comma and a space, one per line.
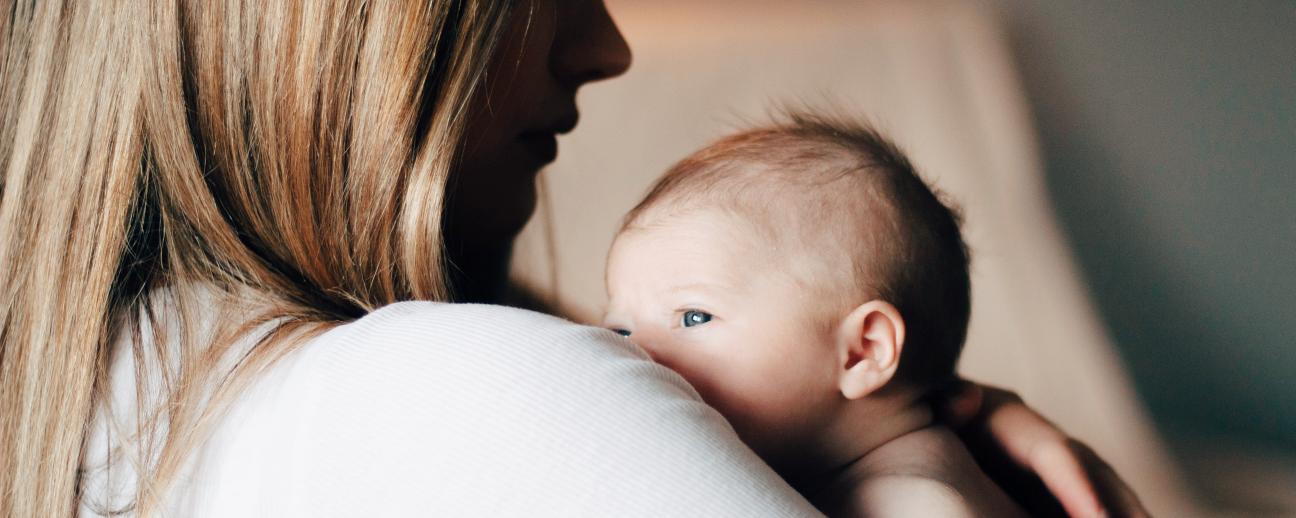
0, 1, 1144, 516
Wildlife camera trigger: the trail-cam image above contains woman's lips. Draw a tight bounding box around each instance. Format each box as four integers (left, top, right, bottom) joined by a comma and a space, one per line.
518, 112, 577, 165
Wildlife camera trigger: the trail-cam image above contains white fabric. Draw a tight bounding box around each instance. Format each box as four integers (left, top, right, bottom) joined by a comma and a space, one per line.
80, 301, 821, 517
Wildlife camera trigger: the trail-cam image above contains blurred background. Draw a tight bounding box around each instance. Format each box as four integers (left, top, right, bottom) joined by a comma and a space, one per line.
513, 1, 1295, 515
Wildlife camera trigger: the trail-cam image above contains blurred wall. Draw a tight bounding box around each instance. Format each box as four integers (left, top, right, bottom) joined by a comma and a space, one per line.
979, 0, 1296, 452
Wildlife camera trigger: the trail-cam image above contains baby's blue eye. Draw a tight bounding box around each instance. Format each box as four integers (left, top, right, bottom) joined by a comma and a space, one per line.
681, 310, 713, 328
612, 329, 631, 337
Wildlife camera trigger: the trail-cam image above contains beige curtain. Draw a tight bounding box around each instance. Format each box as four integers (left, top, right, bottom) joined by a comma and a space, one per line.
514, 1, 1198, 514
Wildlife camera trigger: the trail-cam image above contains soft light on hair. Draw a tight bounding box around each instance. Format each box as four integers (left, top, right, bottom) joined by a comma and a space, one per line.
1, 1, 516, 515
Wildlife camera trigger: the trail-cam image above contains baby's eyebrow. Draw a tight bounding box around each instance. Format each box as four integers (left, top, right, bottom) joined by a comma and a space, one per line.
665, 282, 730, 295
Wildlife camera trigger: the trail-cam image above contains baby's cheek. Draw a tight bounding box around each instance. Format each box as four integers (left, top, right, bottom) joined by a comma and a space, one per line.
701, 378, 822, 460
662, 362, 755, 416
707, 361, 819, 427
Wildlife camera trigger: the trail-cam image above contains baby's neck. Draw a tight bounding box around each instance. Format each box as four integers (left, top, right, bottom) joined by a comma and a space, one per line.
785, 392, 934, 498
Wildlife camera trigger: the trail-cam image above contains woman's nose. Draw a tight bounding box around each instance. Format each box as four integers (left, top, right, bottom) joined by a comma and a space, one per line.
552, 1, 633, 88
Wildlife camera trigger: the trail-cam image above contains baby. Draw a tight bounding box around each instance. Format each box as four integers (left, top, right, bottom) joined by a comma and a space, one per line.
602, 114, 1025, 517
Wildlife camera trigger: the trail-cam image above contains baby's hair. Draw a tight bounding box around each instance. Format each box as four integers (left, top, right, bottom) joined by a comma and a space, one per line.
622, 111, 971, 389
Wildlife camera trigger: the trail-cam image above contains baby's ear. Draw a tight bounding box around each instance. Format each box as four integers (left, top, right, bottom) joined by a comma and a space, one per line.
836, 300, 906, 400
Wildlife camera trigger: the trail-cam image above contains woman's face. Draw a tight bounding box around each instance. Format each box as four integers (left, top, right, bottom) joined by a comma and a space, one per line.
449, 0, 631, 250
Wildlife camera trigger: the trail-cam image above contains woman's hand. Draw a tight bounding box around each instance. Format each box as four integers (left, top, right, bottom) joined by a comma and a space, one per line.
937, 380, 1150, 518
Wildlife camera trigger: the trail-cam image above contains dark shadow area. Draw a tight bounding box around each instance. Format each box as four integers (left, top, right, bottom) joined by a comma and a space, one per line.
988, 0, 1296, 454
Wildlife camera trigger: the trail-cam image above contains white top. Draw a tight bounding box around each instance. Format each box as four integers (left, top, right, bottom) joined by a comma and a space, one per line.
79, 301, 820, 517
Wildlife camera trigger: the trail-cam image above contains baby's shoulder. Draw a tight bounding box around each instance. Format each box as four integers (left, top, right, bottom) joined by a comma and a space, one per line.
853, 474, 977, 518
846, 426, 1027, 517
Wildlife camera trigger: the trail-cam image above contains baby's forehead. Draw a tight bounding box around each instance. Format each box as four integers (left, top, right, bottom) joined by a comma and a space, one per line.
614, 207, 772, 263
634, 172, 884, 248
614, 200, 878, 292
605, 212, 761, 298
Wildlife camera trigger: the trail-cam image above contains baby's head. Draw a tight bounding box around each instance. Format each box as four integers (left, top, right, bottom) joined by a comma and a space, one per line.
603, 113, 970, 469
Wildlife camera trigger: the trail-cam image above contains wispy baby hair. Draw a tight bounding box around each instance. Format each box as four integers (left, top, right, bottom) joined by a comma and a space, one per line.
623, 111, 971, 388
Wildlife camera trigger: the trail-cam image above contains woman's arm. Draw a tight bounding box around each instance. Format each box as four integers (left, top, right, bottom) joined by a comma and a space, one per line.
192, 302, 821, 517
937, 381, 1150, 518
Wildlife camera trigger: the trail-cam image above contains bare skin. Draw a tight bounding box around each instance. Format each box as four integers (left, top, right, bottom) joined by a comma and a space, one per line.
815, 426, 1027, 518
605, 210, 1027, 517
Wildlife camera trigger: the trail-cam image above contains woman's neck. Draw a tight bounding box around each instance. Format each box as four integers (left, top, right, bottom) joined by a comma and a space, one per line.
445, 240, 513, 305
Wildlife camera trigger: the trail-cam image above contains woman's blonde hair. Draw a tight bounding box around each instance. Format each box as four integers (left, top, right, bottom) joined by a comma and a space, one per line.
1, 1, 517, 515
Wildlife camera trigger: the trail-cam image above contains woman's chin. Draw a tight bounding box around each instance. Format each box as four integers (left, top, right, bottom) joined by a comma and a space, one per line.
445, 175, 538, 250
497, 179, 540, 238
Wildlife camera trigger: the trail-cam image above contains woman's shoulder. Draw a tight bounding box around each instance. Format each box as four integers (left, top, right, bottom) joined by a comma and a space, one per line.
305, 300, 652, 374
181, 302, 815, 515
344, 300, 600, 342
256, 301, 671, 421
